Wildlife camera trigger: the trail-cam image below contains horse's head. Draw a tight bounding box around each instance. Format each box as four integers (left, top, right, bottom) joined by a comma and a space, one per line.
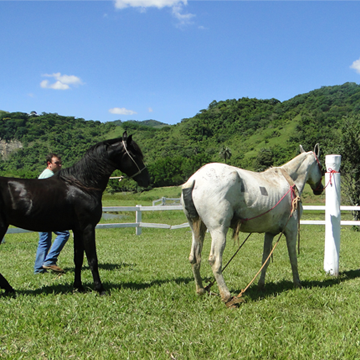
109, 132, 150, 187
300, 143, 324, 195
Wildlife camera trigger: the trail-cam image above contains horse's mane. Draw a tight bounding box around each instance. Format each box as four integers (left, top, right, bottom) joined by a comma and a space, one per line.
58, 137, 138, 190
264, 152, 309, 173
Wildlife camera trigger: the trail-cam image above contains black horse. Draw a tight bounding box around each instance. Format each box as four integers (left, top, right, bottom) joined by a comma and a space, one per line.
0, 132, 150, 295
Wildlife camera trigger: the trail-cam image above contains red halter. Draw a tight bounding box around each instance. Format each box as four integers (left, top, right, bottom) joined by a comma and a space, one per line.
312, 151, 324, 193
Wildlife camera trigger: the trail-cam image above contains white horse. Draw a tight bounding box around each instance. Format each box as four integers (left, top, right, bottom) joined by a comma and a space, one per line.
181, 145, 324, 303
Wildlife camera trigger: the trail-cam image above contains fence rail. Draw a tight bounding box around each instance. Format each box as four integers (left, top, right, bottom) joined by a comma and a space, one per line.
4, 203, 360, 235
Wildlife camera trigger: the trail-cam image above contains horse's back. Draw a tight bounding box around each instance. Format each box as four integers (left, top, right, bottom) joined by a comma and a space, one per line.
182, 163, 292, 233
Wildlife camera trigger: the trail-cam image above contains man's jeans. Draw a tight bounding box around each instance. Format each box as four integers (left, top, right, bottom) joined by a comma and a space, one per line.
34, 230, 70, 273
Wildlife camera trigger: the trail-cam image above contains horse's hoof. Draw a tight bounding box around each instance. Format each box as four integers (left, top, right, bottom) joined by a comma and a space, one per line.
73, 285, 85, 293
196, 288, 206, 296
3, 288, 16, 297
98, 290, 108, 296
220, 291, 232, 303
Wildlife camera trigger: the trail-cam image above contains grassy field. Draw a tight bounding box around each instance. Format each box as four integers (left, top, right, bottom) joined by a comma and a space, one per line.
1, 186, 360, 359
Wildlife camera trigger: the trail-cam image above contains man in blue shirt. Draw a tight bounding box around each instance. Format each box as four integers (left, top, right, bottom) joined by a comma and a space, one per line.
34, 153, 70, 274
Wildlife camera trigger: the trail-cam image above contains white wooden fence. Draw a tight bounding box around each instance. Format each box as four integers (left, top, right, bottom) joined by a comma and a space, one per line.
4, 204, 186, 235
152, 197, 181, 206
5, 203, 360, 235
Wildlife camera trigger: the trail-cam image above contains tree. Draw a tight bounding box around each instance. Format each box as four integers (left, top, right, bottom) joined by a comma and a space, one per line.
219, 146, 232, 164
338, 115, 360, 221
254, 148, 274, 172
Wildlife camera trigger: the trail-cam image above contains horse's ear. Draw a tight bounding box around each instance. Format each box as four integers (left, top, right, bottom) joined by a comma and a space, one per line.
127, 134, 133, 145
300, 145, 306, 153
314, 143, 320, 157
122, 131, 128, 142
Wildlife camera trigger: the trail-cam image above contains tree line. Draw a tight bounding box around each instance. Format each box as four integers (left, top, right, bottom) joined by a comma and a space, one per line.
1, 82, 360, 201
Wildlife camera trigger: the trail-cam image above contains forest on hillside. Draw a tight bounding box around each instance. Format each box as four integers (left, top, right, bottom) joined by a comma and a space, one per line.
125, 82, 360, 187
0, 111, 115, 178
1, 82, 360, 191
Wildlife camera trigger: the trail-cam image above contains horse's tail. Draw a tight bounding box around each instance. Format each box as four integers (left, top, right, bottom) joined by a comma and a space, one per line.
181, 179, 205, 234
181, 179, 199, 220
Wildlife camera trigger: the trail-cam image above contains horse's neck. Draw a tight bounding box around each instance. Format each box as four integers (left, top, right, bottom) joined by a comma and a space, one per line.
281, 153, 312, 195
85, 160, 115, 190
64, 157, 116, 192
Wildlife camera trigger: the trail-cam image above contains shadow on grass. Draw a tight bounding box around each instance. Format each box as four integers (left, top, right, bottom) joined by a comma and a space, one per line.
4, 267, 360, 300
70, 262, 136, 271
230, 269, 360, 302
4, 268, 194, 297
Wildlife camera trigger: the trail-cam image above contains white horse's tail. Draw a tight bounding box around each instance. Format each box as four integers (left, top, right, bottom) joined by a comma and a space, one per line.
181, 179, 199, 220
182, 179, 207, 237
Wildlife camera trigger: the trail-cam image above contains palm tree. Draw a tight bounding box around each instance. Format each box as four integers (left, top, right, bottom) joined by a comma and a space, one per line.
219, 146, 232, 164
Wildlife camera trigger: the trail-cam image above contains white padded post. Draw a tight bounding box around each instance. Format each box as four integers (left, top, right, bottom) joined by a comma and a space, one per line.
323, 155, 341, 276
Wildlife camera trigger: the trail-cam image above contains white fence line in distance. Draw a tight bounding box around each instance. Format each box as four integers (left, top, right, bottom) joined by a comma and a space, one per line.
5, 203, 360, 235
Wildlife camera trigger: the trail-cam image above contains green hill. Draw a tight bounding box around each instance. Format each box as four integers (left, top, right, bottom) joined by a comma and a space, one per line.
129, 82, 359, 185
0, 82, 359, 190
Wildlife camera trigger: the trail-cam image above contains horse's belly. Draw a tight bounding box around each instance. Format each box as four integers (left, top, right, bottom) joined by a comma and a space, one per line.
8, 207, 76, 232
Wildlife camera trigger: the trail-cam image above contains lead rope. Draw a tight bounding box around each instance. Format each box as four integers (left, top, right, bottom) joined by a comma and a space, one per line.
226, 187, 301, 308
324, 168, 339, 188
204, 233, 252, 293
204, 183, 297, 294
280, 168, 302, 255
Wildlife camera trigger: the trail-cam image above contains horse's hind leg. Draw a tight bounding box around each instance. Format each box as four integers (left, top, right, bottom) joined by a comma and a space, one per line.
258, 232, 274, 290
208, 227, 231, 302
188, 218, 207, 296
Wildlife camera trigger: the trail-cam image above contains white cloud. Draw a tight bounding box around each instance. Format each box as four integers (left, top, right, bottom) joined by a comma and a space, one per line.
40, 73, 83, 90
350, 58, 360, 74
148, 107, 153, 112
172, 3, 194, 27
109, 107, 137, 115
114, 0, 195, 27
114, 0, 187, 10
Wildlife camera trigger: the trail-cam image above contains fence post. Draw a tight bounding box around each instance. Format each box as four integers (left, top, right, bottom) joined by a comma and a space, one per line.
136, 205, 142, 235
323, 154, 341, 276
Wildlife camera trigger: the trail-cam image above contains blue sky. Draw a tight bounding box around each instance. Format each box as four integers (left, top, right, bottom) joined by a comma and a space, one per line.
1, 0, 360, 125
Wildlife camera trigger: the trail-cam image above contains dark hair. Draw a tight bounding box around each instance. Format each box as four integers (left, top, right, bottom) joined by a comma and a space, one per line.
46, 153, 61, 164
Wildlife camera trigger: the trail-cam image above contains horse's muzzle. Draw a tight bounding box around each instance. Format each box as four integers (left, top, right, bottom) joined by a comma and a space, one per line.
134, 168, 151, 187
313, 184, 324, 196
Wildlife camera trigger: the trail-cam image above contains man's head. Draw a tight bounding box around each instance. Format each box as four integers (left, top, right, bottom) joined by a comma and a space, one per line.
46, 153, 62, 174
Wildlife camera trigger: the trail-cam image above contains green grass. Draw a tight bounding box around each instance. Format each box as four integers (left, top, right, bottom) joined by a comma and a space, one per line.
1, 187, 360, 359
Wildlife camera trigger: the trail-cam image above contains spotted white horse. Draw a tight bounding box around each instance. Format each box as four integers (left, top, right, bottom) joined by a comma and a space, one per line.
181, 145, 324, 303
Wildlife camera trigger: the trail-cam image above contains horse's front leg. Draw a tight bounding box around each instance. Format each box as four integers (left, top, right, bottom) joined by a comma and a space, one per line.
73, 230, 85, 292
0, 225, 14, 295
258, 232, 274, 290
0, 273, 15, 295
82, 225, 106, 295
188, 219, 206, 296
285, 224, 301, 288
208, 227, 231, 302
